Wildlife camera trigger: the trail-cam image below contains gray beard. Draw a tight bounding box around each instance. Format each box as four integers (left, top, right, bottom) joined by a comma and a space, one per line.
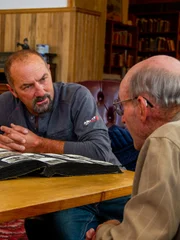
33, 94, 53, 114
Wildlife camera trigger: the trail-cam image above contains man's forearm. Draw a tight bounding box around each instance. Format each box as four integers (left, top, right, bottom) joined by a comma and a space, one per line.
35, 137, 65, 154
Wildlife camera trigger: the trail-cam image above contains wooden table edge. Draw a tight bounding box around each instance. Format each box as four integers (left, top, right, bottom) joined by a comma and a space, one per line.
0, 171, 134, 223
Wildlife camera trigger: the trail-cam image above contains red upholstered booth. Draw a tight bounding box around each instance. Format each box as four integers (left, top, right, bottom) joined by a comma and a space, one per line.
78, 80, 124, 128
78, 80, 139, 172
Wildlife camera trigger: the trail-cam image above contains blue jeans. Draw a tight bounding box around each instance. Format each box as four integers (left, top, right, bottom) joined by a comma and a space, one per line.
25, 195, 130, 240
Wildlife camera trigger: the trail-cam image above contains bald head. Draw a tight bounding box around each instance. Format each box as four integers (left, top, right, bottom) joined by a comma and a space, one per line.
124, 55, 180, 85
120, 55, 180, 109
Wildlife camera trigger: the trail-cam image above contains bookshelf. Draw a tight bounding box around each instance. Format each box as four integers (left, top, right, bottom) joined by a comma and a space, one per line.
104, 20, 138, 79
134, 12, 180, 62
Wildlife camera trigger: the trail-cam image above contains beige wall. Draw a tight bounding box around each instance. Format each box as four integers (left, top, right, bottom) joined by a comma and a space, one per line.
0, 0, 107, 82
0, 0, 67, 9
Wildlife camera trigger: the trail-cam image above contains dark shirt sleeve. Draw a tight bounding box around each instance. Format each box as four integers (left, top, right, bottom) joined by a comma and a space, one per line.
63, 85, 119, 166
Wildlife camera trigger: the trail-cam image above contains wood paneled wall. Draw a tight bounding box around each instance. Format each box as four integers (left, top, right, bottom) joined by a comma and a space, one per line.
0, 1, 107, 82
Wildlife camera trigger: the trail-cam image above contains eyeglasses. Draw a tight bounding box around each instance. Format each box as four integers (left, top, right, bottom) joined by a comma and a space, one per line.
113, 96, 154, 116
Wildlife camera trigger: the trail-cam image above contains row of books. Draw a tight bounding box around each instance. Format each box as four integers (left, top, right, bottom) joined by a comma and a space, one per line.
112, 31, 133, 47
136, 18, 171, 33
111, 51, 134, 68
138, 37, 175, 52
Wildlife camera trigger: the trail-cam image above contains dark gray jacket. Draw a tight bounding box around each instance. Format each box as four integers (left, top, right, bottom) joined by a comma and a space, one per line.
0, 82, 119, 165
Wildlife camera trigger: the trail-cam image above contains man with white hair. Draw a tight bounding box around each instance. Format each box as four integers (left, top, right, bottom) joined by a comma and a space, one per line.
86, 55, 180, 240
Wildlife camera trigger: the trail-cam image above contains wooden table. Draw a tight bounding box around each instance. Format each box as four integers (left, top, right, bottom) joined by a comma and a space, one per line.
0, 170, 134, 223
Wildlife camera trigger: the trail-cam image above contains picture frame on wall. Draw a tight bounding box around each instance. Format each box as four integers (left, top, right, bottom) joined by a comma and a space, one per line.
107, 0, 122, 22
107, 0, 129, 24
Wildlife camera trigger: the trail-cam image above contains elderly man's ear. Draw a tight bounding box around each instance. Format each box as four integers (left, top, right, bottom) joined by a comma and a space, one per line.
137, 96, 149, 122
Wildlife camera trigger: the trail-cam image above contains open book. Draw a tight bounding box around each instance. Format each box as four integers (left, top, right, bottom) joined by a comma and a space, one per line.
0, 148, 121, 180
